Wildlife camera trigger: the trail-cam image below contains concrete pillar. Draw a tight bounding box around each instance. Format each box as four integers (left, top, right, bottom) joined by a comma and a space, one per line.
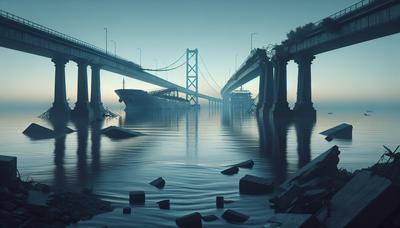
293, 55, 316, 118
50, 57, 70, 119
90, 65, 105, 119
258, 60, 274, 117
73, 61, 91, 118
271, 58, 291, 117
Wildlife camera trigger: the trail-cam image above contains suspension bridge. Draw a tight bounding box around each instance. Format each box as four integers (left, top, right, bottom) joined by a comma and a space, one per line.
0, 9, 222, 120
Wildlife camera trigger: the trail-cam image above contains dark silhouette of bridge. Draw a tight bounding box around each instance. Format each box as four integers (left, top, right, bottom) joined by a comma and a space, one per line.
221, 0, 400, 119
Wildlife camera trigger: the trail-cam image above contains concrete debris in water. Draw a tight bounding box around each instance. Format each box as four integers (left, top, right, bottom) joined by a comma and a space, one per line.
157, 199, 170, 209
222, 209, 249, 223
216, 196, 224, 208
320, 123, 352, 139
221, 166, 239, 175
176, 212, 202, 228
0, 155, 17, 186
129, 191, 145, 205
202, 214, 218, 222
101, 126, 143, 139
239, 175, 274, 195
233, 160, 254, 169
265, 213, 320, 228
23, 123, 56, 139
149, 177, 166, 189
123, 207, 131, 214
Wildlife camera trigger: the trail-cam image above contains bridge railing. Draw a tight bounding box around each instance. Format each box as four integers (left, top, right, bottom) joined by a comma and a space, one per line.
0, 9, 139, 67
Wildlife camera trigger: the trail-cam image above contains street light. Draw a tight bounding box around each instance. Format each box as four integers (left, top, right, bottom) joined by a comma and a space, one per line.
137, 48, 142, 66
235, 53, 238, 72
110, 40, 117, 57
104, 27, 108, 54
250, 32, 258, 51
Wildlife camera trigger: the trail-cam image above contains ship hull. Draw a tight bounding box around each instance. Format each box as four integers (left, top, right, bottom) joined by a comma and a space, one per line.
115, 89, 191, 113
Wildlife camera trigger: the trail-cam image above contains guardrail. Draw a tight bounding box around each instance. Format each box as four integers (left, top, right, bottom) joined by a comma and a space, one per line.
0, 9, 135, 64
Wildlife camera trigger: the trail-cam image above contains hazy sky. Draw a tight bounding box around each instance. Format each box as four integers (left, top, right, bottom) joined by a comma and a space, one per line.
0, 0, 399, 107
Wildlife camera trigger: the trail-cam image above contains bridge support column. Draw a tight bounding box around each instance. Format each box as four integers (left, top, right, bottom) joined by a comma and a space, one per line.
259, 60, 274, 117
271, 58, 291, 118
293, 55, 316, 118
49, 57, 70, 119
90, 65, 105, 120
73, 61, 91, 118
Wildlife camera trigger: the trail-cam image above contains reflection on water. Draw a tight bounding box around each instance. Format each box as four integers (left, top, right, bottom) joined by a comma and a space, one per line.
0, 104, 399, 227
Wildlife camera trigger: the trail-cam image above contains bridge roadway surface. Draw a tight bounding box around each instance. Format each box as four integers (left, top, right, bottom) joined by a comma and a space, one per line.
0, 10, 220, 102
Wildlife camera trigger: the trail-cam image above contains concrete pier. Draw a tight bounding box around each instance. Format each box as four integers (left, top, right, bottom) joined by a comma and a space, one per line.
49, 57, 70, 119
271, 58, 291, 118
293, 55, 316, 118
90, 65, 105, 119
259, 60, 274, 117
72, 61, 91, 118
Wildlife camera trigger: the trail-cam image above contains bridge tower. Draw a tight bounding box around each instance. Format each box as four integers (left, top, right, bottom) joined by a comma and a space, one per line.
186, 48, 199, 105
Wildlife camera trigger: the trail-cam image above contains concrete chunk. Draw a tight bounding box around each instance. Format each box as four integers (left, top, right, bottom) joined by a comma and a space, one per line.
129, 191, 145, 205
233, 160, 254, 169
317, 171, 400, 228
239, 175, 273, 194
221, 166, 239, 175
101, 126, 143, 139
216, 196, 224, 208
202, 214, 218, 222
222, 209, 249, 223
23, 123, 55, 139
157, 199, 170, 209
320, 123, 352, 139
266, 213, 320, 228
149, 177, 165, 189
176, 212, 202, 228
0, 155, 17, 186
123, 207, 131, 214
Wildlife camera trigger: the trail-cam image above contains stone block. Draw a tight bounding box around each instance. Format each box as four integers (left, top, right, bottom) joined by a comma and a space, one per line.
320, 123, 352, 139
233, 160, 254, 169
149, 177, 165, 189
129, 191, 145, 205
216, 196, 224, 208
101, 126, 143, 139
176, 212, 202, 228
239, 175, 273, 194
157, 199, 170, 209
222, 209, 249, 223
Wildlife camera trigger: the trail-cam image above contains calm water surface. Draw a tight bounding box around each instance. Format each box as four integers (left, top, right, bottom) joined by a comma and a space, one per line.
0, 104, 399, 227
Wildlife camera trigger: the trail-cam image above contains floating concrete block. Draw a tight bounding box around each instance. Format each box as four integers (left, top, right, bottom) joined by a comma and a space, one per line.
101, 126, 143, 139
279, 146, 340, 192
222, 209, 249, 223
233, 160, 254, 169
0, 155, 17, 186
266, 213, 320, 228
221, 166, 239, 175
23, 123, 55, 139
202, 214, 218, 222
176, 212, 202, 228
325, 136, 333, 142
149, 177, 165, 189
129, 191, 145, 205
123, 207, 131, 214
317, 171, 400, 228
157, 200, 170, 209
239, 175, 274, 194
320, 123, 352, 139
216, 196, 224, 208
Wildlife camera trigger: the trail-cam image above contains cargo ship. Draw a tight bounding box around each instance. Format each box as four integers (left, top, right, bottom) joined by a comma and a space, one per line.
115, 87, 191, 112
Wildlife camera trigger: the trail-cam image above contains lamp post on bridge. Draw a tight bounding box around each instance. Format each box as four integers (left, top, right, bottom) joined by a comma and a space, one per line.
110, 40, 117, 57
104, 27, 108, 54
137, 48, 142, 66
250, 32, 258, 51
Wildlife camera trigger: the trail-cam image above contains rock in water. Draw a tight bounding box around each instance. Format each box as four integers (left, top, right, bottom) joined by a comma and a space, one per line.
239, 175, 274, 194
266, 213, 320, 227
123, 207, 131, 214
157, 200, 170, 209
101, 126, 143, 139
202, 214, 218, 222
221, 166, 239, 175
176, 212, 202, 228
216, 196, 224, 208
233, 160, 254, 169
149, 177, 165, 189
23, 123, 55, 139
129, 191, 145, 205
320, 123, 352, 139
222, 209, 249, 223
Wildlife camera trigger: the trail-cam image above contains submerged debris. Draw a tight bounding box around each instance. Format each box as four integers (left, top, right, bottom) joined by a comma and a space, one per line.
176, 212, 202, 228
233, 160, 254, 169
149, 177, 166, 189
23, 123, 56, 140
157, 199, 170, 210
221, 166, 239, 175
216, 196, 224, 208
101, 126, 143, 139
320, 123, 352, 139
129, 191, 145, 205
239, 175, 274, 195
222, 209, 249, 223
202, 214, 218, 222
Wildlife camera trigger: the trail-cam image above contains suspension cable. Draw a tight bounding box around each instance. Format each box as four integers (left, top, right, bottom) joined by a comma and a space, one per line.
199, 69, 220, 95
142, 51, 186, 71
199, 54, 221, 89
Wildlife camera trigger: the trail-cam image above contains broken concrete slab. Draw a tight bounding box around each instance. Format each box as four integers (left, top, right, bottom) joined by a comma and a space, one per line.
239, 175, 274, 195
270, 184, 302, 212
266, 213, 320, 228
320, 123, 352, 139
101, 126, 143, 139
176, 212, 202, 228
202, 214, 218, 222
157, 200, 170, 209
221, 166, 239, 175
0, 155, 17, 186
233, 160, 254, 169
325, 136, 333, 142
129, 191, 145, 205
216, 196, 224, 208
123, 207, 131, 214
149, 177, 165, 189
222, 209, 249, 223
23, 123, 55, 139
279, 145, 340, 192
317, 171, 400, 228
